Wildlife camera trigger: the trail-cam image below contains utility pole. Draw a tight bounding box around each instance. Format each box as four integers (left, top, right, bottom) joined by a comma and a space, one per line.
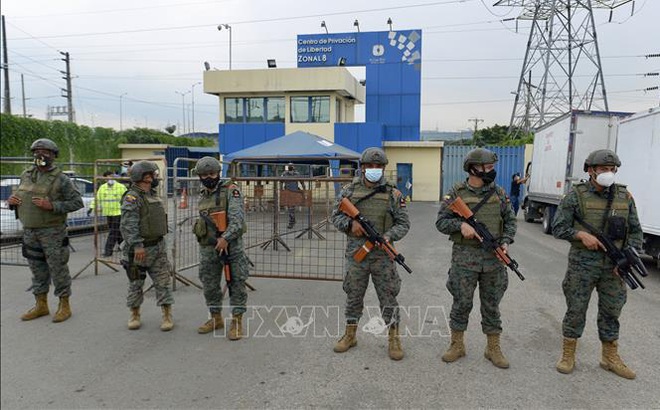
191, 81, 201, 135
468, 117, 484, 134
119, 92, 127, 131
175, 90, 190, 135
60, 51, 73, 122
2, 15, 11, 115
21, 74, 26, 117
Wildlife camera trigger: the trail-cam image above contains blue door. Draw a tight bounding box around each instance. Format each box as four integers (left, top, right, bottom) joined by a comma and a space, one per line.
396, 163, 413, 200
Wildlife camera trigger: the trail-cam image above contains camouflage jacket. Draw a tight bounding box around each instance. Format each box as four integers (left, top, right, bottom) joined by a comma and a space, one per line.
436, 180, 517, 245
552, 182, 643, 250
332, 177, 410, 245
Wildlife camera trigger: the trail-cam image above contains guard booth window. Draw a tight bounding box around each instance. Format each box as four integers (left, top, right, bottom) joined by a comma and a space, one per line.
291, 96, 330, 123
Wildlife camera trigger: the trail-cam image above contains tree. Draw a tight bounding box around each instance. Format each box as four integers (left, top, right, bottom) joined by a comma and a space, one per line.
165, 125, 176, 135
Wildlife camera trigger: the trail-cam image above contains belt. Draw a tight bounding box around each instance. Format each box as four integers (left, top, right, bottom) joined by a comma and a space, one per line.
143, 237, 163, 247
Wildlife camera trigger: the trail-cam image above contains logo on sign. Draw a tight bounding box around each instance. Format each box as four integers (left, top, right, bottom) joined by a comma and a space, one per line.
372, 44, 385, 57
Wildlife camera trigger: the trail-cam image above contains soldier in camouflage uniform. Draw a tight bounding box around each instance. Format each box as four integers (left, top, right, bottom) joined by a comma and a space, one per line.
8, 138, 83, 323
552, 149, 642, 379
120, 161, 174, 331
332, 147, 410, 360
192, 157, 250, 340
435, 148, 517, 369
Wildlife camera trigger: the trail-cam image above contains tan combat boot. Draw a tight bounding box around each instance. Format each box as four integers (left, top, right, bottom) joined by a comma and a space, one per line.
198, 312, 224, 334
128, 307, 141, 330
333, 323, 358, 353
388, 325, 404, 361
52, 296, 72, 323
556, 337, 577, 374
484, 333, 509, 369
160, 305, 174, 332
600, 340, 636, 379
441, 330, 466, 363
228, 313, 243, 340
21, 293, 49, 321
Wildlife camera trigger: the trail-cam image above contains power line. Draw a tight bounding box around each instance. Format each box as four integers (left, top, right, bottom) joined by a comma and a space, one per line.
11, 0, 476, 40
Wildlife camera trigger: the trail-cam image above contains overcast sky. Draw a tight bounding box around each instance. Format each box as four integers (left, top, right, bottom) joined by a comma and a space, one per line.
1, 0, 658, 134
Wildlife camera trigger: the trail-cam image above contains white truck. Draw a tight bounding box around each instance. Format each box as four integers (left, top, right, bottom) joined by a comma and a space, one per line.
522, 110, 629, 234
614, 107, 660, 264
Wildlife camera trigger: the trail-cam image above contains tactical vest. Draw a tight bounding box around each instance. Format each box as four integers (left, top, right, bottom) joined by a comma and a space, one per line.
193, 182, 247, 244
16, 167, 67, 228
449, 184, 504, 246
349, 182, 394, 234
128, 188, 168, 241
571, 183, 630, 249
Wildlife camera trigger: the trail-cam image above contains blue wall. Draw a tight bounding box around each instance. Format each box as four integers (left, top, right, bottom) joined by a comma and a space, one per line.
219, 123, 285, 155
298, 29, 422, 150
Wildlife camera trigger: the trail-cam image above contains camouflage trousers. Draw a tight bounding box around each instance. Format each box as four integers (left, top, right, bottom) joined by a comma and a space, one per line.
23, 226, 72, 297
446, 244, 509, 334
562, 248, 627, 341
124, 241, 174, 308
198, 246, 249, 315
343, 248, 401, 325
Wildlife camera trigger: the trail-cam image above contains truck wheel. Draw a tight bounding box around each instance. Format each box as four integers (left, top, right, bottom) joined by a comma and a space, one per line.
542, 206, 555, 235
524, 201, 535, 223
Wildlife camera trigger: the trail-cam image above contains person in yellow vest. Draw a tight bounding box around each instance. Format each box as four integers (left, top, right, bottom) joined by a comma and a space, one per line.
7, 138, 84, 323
89, 170, 127, 257
551, 149, 643, 379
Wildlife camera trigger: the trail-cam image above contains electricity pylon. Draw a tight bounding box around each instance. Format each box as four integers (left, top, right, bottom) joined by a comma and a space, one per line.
494, 0, 634, 134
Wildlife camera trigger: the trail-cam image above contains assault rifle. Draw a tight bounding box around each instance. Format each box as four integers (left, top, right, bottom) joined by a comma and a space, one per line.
338, 198, 412, 274
448, 196, 525, 281
574, 215, 648, 290
200, 211, 232, 283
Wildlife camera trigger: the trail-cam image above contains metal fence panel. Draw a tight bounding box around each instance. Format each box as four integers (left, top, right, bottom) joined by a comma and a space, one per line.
441, 145, 525, 196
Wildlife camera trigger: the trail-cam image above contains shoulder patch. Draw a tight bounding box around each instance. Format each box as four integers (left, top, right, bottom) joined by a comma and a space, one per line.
124, 194, 137, 204
231, 189, 241, 198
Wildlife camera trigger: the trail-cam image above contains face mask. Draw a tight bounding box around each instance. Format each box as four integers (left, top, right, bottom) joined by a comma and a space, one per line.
473, 168, 497, 184
364, 168, 383, 183
107, 179, 116, 186
33, 154, 52, 167
201, 176, 219, 189
595, 171, 615, 187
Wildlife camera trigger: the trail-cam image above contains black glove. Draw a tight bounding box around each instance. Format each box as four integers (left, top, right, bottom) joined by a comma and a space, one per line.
87, 209, 93, 216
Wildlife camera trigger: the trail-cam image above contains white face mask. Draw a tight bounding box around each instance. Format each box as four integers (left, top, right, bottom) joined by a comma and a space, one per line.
364, 168, 383, 183
107, 179, 116, 186
595, 171, 615, 187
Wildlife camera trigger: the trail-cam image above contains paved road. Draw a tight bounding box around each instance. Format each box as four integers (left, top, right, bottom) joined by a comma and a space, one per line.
1, 202, 659, 409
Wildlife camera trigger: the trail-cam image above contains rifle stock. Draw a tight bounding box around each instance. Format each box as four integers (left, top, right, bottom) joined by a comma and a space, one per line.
448, 196, 525, 281
339, 197, 412, 274
203, 211, 232, 283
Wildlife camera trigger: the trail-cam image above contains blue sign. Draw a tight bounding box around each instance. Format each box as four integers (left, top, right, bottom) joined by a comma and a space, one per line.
298, 30, 423, 149
297, 30, 422, 68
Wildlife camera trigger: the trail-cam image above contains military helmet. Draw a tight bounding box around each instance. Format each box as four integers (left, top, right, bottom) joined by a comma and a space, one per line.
30, 138, 59, 156
130, 160, 159, 182
583, 149, 621, 172
194, 156, 221, 175
463, 148, 498, 172
360, 147, 388, 165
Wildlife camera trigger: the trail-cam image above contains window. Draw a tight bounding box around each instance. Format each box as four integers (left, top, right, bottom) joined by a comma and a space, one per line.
266, 97, 285, 122
291, 97, 310, 123
225, 97, 284, 123
246, 98, 264, 123
290, 96, 330, 123
336, 98, 342, 122
225, 98, 243, 123
311, 96, 330, 122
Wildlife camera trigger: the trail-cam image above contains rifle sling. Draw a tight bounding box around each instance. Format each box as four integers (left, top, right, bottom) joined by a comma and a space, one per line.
470, 188, 496, 215
352, 185, 387, 206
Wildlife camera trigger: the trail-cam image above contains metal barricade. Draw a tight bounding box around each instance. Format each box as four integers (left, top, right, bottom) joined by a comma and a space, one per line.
172, 158, 353, 285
